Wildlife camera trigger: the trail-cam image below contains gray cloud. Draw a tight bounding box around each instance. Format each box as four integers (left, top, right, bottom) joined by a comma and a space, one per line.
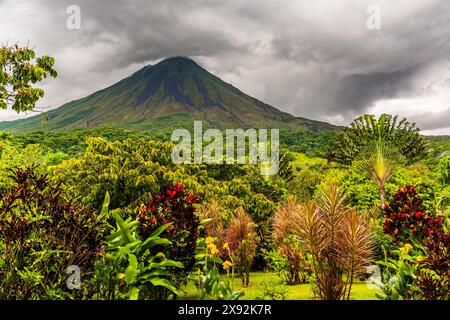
1, 0, 450, 133
408, 108, 450, 131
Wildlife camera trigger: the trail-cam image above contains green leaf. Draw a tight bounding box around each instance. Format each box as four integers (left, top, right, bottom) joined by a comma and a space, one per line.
128, 286, 140, 300
100, 191, 110, 217
124, 254, 139, 285
149, 278, 178, 294
149, 222, 173, 238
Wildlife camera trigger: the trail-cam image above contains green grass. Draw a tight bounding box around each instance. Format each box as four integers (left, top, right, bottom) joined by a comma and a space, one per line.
179, 272, 380, 300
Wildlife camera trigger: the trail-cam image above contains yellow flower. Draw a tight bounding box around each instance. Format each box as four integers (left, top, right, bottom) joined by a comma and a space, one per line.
208, 243, 219, 257
416, 256, 424, 262
205, 237, 214, 245
223, 242, 229, 250
223, 260, 233, 271
400, 243, 413, 255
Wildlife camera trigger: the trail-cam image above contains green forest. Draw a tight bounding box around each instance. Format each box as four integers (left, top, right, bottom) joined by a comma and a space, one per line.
0, 45, 449, 301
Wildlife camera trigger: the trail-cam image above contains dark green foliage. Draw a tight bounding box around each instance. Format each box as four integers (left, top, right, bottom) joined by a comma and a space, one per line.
0, 166, 106, 299
280, 130, 339, 158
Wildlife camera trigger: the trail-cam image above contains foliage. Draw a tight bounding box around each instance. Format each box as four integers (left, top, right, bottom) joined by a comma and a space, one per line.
383, 186, 443, 244
374, 245, 418, 300
49, 137, 173, 210
437, 156, 450, 186
355, 141, 401, 207
190, 237, 244, 300
94, 210, 183, 300
288, 169, 323, 204
292, 185, 375, 300
136, 183, 200, 285
0, 43, 57, 112
333, 114, 429, 165
0, 166, 106, 299
255, 277, 289, 300
225, 208, 259, 287
272, 196, 311, 284
416, 231, 450, 300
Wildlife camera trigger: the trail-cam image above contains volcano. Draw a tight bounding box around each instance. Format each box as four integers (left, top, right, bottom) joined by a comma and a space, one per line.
0, 57, 337, 133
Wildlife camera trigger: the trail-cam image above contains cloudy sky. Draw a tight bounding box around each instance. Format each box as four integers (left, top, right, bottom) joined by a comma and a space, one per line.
1, 0, 449, 134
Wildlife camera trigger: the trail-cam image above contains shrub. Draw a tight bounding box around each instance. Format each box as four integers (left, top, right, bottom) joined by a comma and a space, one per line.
273, 196, 311, 284
293, 185, 375, 300
383, 186, 443, 244
225, 208, 259, 287
0, 166, 107, 299
416, 231, 450, 300
255, 277, 289, 300
136, 182, 200, 286
94, 211, 183, 300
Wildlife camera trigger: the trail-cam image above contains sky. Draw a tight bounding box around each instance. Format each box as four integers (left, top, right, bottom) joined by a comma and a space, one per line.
1, 0, 449, 134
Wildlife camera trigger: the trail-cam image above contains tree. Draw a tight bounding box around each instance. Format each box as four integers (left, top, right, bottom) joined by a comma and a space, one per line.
0, 43, 57, 112
333, 114, 428, 165
356, 141, 399, 208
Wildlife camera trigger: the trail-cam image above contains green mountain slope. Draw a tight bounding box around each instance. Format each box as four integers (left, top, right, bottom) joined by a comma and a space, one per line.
0, 57, 337, 133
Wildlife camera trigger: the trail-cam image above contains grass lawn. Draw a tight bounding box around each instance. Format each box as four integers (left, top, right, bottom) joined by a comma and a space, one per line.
179, 272, 380, 300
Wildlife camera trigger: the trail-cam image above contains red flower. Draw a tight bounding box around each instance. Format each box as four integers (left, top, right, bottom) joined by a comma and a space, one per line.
155, 194, 165, 202
186, 193, 197, 204
401, 213, 408, 219
390, 213, 397, 221
414, 212, 425, 219
166, 189, 176, 198
427, 229, 434, 236
149, 218, 157, 225
173, 183, 184, 193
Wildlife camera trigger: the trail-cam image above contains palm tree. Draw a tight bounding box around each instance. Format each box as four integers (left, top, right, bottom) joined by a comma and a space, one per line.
356, 141, 399, 208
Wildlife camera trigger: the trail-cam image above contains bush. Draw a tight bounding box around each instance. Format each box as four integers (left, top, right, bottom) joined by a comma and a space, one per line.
0, 166, 107, 299
416, 231, 450, 300
383, 186, 443, 244
225, 208, 259, 287
255, 277, 289, 300
136, 183, 200, 286
94, 211, 183, 300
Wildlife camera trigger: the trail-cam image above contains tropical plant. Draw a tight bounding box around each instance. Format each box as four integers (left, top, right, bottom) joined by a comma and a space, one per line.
383, 186, 444, 244
225, 208, 259, 287
0, 166, 107, 299
375, 244, 418, 300
273, 196, 311, 284
355, 140, 403, 208
333, 114, 429, 165
416, 231, 450, 300
190, 237, 243, 300
292, 185, 375, 300
137, 183, 200, 270
94, 211, 183, 300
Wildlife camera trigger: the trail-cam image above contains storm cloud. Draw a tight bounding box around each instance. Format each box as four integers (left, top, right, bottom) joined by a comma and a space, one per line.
1, 0, 449, 134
